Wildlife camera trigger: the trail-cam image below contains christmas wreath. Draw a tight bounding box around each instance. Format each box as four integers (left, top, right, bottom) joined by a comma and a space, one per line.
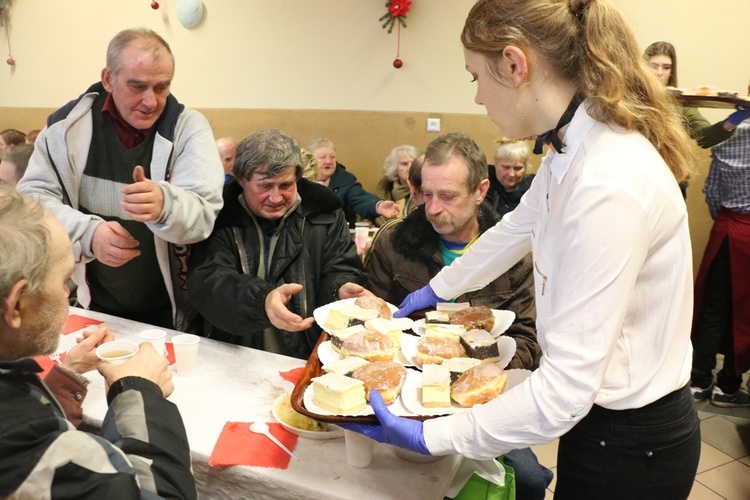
379, 0, 412, 34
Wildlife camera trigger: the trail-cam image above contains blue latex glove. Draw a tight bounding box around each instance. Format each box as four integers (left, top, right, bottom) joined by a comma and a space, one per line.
727, 106, 750, 127
393, 284, 442, 318
342, 391, 430, 455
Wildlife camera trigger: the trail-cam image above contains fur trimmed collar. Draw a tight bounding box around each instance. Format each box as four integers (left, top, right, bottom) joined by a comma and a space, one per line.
391, 204, 500, 265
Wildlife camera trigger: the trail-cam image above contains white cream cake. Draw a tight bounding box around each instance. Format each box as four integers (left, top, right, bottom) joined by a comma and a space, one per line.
311, 372, 367, 414
322, 355, 371, 376
421, 364, 452, 408
364, 317, 404, 348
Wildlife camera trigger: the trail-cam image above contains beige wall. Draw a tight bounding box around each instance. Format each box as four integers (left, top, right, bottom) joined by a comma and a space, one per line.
2, 0, 748, 275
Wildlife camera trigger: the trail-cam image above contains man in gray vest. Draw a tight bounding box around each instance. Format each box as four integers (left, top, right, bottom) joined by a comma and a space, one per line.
18, 28, 224, 330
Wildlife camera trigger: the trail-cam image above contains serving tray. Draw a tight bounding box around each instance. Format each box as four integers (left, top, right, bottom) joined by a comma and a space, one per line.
290, 331, 437, 424
671, 91, 750, 109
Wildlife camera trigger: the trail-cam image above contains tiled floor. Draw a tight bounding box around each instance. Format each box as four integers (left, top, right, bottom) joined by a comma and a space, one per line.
532, 399, 750, 499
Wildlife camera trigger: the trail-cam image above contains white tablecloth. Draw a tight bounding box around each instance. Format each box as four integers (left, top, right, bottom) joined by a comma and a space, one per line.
70, 307, 463, 500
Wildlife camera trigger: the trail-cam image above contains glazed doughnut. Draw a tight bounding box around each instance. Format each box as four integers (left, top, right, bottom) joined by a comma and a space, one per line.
350, 361, 407, 405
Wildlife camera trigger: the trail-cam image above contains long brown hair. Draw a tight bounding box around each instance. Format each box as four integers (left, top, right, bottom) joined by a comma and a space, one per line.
644, 41, 678, 87
462, 0, 693, 182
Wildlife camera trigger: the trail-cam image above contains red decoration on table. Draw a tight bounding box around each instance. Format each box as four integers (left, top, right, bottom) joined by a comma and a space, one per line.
34, 352, 67, 378
279, 367, 304, 385
61, 315, 103, 335
209, 421, 299, 469
165, 342, 176, 365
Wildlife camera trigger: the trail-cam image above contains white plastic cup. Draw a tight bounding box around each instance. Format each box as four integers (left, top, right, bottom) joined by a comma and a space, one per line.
354, 226, 369, 250
171, 334, 200, 376
138, 329, 167, 357
96, 341, 139, 365
344, 430, 374, 468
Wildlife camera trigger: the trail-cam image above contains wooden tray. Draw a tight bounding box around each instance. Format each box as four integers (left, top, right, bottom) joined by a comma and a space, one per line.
673, 92, 750, 109
290, 330, 441, 425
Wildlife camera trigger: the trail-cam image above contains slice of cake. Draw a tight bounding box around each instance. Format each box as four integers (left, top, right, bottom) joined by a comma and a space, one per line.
425, 310, 450, 324
324, 305, 380, 330
460, 329, 501, 363
341, 331, 397, 362
424, 323, 465, 343
311, 372, 367, 414
329, 324, 368, 353
364, 317, 404, 348
322, 355, 371, 376
436, 302, 471, 317
442, 357, 482, 384
421, 364, 452, 408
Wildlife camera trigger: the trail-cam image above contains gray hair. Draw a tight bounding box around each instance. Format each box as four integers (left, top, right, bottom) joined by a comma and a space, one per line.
234, 128, 302, 180
424, 132, 487, 193
2, 144, 34, 183
106, 28, 174, 77
307, 138, 335, 155
493, 139, 529, 167
0, 186, 51, 301
383, 145, 419, 182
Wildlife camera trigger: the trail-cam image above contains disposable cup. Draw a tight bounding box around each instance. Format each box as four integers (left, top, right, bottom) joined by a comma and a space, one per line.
354, 227, 369, 249
96, 341, 139, 365
138, 329, 167, 357
171, 334, 200, 376
344, 430, 373, 468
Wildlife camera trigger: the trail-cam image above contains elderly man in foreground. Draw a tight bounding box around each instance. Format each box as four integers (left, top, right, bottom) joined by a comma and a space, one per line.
187, 128, 367, 359
0, 186, 195, 498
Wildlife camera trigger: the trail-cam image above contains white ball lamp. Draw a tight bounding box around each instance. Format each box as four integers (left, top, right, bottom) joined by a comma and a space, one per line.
176, 0, 204, 29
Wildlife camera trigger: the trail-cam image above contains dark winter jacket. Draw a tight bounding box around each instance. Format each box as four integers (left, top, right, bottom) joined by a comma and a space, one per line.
0, 358, 195, 499
365, 204, 540, 369
187, 178, 366, 359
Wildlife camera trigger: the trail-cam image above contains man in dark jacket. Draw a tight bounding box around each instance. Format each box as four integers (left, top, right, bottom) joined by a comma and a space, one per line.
187, 129, 368, 359
0, 186, 195, 499
365, 132, 551, 500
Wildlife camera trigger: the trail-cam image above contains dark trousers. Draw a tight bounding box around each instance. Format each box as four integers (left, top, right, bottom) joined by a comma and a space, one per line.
504, 447, 554, 500
554, 386, 700, 500
691, 239, 743, 393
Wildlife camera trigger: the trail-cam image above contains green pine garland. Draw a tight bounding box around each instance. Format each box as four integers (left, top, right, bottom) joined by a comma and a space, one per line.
379, 1, 408, 34
0, 0, 12, 27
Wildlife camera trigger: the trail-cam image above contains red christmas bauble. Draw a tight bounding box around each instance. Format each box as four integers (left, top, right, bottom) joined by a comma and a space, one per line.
6, 57, 15, 66
151, 1, 160, 9
393, 58, 403, 69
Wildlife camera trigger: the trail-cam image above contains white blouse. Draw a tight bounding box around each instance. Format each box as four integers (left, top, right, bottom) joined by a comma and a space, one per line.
425, 103, 693, 459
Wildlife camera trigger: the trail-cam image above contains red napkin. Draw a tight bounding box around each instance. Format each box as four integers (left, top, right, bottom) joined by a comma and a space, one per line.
61, 315, 102, 335
209, 421, 298, 469
34, 353, 68, 378
279, 367, 304, 385
165, 342, 176, 365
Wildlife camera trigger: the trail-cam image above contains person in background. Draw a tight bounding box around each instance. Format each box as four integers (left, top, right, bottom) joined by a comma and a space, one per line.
216, 136, 237, 184
644, 41, 750, 197
308, 138, 400, 227
374, 145, 419, 225
690, 78, 750, 408
17, 28, 224, 331
365, 132, 550, 499
485, 138, 535, 218
299, 147, 320, 182
0, 129, 26, 151
404, 153, 425, 215
0, 186, 196, 499
0, 143, 34, 186
187, 129, 367, 359
347, 1, 701, 498
25, 129, 41, 145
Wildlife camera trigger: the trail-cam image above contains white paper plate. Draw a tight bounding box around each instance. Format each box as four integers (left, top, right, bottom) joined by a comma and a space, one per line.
318, 338, 416, 368
303, 380, 417, 417
313, 298, 412, 334
401, 368, 533, 415
272, 395, 344, 439
413, 309, 516, 338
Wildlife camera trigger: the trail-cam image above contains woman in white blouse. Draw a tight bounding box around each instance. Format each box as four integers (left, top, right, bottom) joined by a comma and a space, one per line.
347, 0, 701, 498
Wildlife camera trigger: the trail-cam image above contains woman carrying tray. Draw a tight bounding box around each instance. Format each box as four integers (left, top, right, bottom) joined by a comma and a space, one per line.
346, 0, 702, 498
